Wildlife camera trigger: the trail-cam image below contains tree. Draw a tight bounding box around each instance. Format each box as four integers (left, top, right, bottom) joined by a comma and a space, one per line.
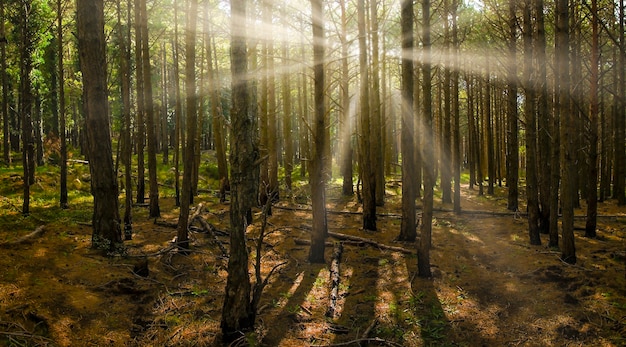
358, 0, 376, 231
451, 0, 461, 213
585, 0, 599, 238
556, 0, 576, 264
139, 0, 160, 218
176, 0, 199, 251
309, 0, 327, 263
19, 0, 35, 215
535, 0, 550, 234
58, 0, 68, 209
134, 0, 146, 205
418, 0, 433, 278
77, 0, 123, 252
339, 0, 353, 196
506, 0, 519, 212
221, 0, 258, 339
117, 0, 133, 238
523, 0, 540, 245
399, 0, 416, 242
370, 0, 385, 206
1, 0, 9, 165
615, 0, 626, 205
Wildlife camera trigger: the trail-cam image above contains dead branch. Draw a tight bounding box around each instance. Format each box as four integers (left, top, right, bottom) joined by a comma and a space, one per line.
191, 215, 229, 258
274, 205, 403, 218
361, 318, 378, 340
326, 242, 343, 318
293, 238, 366, 248
0, 226, 45, 248
327, 231, 415, 255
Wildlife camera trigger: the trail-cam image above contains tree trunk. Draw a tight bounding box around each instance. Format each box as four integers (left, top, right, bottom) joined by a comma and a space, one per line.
485, 59, 495, 195
441, 0, 452, 204
419, 0, 433, 278
134, 0, 146, 204
19, 0, 34, 215
535, 0, 550, 234
370, 0, 385, 207
172, 0, 182, 207
117, 0, 133, 239
221, 0, 257, 339
207, 30, 228, 189
0, 0, 9, 165
399, 0, 416, 242
523, 0, 540, 245
358, 0, 376, 231
309, 0, 328, 264
452, 0, 461, 213
58, 0, 68, 209
506, 1, 519, 211
77, 0, 123, 252
585, 0, 599, 238
281, 5, 293, 193
556, 0, 576, 264
176, 0, 199, 251
340, 0, 353, 196
615, 0, 626, 205
139, 0, 160, 218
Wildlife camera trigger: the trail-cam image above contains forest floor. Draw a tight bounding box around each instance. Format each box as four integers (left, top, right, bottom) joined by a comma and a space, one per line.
0, 164, 625, 346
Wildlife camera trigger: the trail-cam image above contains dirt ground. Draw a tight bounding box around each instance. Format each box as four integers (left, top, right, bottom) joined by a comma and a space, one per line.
0, 180, 625, 346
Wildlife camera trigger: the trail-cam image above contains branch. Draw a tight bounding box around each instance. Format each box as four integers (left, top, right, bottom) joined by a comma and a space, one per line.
0, 226, 45, 248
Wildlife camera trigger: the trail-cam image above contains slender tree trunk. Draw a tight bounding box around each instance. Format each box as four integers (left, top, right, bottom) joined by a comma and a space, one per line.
441, 0, 452, 204
399, 0, 415, 242
419, 0, 433, 278
340, 0, 353, 196
281, 5, 293, 193
139, 0, 160, 218
507, 0, 519, 211
0, 1, 9, 165
207, 31, 228, 189
118, 0, 133, 239
221, 0, 257, 339
370, 0, 385, 206
556, 0, 576, 263
134, 0, 146, 204
452, 0, 461, 213
524, 0, 540, 245
358, 0, 376, 231
615, 0, 626, 205
309, 0, 328, 264
77, 0, 123, 251
485, 59, 495, 195
585, 0, 599, 238
58, 0, 68, 209
19, 0, 34, 215
161, 44, 169, 165
172, 0, 182, 207
535, 0, 550, 234
176, 0, 199, 251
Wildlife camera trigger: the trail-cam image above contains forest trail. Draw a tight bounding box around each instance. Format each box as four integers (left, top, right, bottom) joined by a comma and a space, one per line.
0, 181, 624, 346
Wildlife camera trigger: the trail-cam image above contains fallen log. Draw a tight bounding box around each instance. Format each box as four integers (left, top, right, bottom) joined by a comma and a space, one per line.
326, 242, 343, 318
0, 226, 45, 247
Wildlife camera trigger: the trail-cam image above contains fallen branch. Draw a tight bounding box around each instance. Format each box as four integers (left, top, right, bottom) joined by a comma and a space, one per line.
191, 215, 229, 258
327, 231, 415, 255
0, 226, 45, 247
359, 318, 379, 347
326, 242, 343, 318
274, 205, 404, 218
293, 238, 365, 248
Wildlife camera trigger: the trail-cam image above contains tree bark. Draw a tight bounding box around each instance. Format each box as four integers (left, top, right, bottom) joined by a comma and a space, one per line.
585, 0, 599, 238
0, 0, 9, 165
58, 0, 68, 209
221, 0, 257, 339
176, 0, 199, 251
309, 0, 328, 264
523, 0, 540, 245
506, 0, 519, 212
134, 0, 146, 205
556, 0, 576, 263
340, 0, 353, 196
399, 0, 416, 242
535, 0, 550, 234
358, 0, 376, 231
419, 0, 433, 278
139, 0, 160, 218
77, 0, 123, 252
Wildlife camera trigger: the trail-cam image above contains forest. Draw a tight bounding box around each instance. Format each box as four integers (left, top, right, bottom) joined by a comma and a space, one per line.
0, 0, 625, 345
